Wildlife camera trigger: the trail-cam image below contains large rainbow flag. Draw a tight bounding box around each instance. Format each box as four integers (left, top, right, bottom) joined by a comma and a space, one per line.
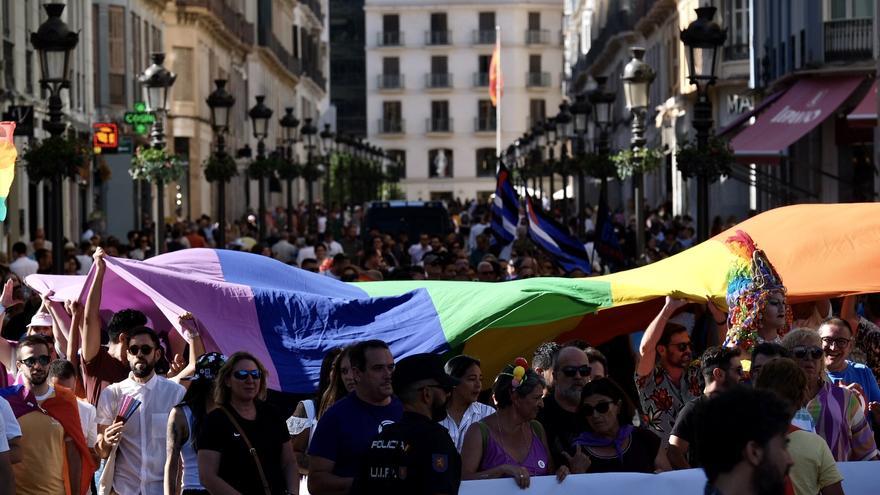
27, 203, 880, 393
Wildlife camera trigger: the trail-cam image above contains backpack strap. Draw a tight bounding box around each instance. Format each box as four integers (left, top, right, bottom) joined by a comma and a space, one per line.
220, 406, 271, 495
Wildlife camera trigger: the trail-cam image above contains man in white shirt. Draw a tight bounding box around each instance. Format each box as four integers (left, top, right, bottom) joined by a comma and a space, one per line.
0, 396, 21, 464
271, 232, 298, 264
8, 242, 38, 280
408, 234, 432, 265
323, 232, 344, 257
467, 214, 490, 252
96, 327, 185, 495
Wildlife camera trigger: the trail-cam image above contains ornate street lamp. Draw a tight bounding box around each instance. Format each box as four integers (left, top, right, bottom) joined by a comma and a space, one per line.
555, 101, 574, 222
622, 46, 656, 257
681, 5, 726, 241
138, 53, 176, 254
248, 96, 273, 239
320, 124, 335, 205
300, 118, 318, 232
32, 3, 78, 274
206, 79, 235, 248
279, 107, 300, 233
570, 94, 591, 234
588, 76, 617, 223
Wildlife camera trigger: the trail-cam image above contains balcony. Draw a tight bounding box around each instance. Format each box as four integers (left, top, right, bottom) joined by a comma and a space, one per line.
474, 117, 496, 132
300, 0, 323, 23
377, 74, 404, 90
824, 18, 873, 62
473, 29, 496, 45
425, 73, 453, 89
426, 118, 453, 133
526, 72, 551, 87
378, 119, 405, 134
305, 66, 327, 90
723, 44, 749, 61
176, 0, 254, 46
473, 72, 489, 87
525, 29, 550, 45
377, 31, 404, 47
260, 30, 302, 77
425, 30, 451, 46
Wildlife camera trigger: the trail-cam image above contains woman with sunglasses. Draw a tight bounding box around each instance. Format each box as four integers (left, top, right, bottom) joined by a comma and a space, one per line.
782, 329, 879, 461
198, 352, 299, 494
461, 362, 571, 489
573, 377, 664, 474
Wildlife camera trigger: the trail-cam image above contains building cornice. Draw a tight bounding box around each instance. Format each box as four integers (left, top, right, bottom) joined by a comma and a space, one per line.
256, 47, 301, 88
173, 10, 252, 58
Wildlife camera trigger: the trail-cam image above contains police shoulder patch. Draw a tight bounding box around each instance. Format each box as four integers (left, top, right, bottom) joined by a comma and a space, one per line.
432, 453, 449, 473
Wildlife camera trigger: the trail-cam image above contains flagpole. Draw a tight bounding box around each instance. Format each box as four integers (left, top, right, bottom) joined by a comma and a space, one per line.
495, 25, 502, 159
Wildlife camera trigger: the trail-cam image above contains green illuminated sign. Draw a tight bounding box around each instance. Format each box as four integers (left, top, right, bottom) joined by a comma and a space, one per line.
124, 102, 156, 135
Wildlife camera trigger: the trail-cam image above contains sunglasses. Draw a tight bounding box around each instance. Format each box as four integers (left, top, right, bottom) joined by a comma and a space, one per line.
232, 369, 262, 380
582, 400, 616, 416
19, 355, 51, 368
668, 342, 692, 352
821, 337, 851, 348
792, 346, 823, 360
128, 345, 155, 356
561, 365, 592, 378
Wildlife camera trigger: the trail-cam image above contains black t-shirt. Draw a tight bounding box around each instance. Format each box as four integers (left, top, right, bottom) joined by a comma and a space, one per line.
585, 427, 660, 474
351, 411, 461, 495
198, 402, 290, 495
669, 395, 708, 467
537, 394, 587, 467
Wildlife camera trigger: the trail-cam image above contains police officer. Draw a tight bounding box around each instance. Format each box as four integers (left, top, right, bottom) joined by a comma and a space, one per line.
352, 353, 462, 495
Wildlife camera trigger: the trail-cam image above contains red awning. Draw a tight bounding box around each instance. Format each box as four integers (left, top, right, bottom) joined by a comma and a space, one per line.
729, 76, 863, 164
847, 80, 877, 127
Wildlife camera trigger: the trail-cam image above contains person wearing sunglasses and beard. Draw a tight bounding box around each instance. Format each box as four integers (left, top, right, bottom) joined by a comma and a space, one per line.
96, 326, 186, 495
197, 352, 299, 495
572, 377, 665, 474
536, 346, 592, 469
782, 328, 879, 462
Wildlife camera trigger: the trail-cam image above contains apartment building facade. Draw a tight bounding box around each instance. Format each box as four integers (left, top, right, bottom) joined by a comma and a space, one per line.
365, 0, 564, 202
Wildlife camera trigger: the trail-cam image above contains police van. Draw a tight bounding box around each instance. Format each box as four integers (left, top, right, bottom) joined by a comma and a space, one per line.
362, 201, 454, 241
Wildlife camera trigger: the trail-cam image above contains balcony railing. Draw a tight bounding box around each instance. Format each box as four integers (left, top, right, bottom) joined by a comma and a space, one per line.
378, 119, 405, 134
723, 43, 749, 61
306, 67, 327, 90
377, 74, 404, 89
474, 117, 497, 132
426, 118, 453, 133
526, 72, 551, 87
176, 0, 254, 46
473, 29, 496, 45
377, 31, 404, 47
473, 72, 489, 87
261, 30, 302, 76
425, 30, 451, 46
425, 73, 452, 88
525, 29, 550, 44
824, 18, 873, 62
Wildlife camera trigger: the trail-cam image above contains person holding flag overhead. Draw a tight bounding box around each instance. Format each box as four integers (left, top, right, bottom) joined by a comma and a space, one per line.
96, 326, 185, 495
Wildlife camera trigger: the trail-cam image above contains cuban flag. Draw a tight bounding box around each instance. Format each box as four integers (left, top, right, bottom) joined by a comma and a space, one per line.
525, 195, 592, 274
490, 162, 520, 246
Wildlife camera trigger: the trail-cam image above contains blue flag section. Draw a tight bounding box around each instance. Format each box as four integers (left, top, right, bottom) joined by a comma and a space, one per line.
595, 183, 626, 269
525, 195, 592, 275
490, 162, 521, 245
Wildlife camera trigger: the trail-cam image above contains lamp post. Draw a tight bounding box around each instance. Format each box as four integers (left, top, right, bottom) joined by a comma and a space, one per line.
531, 122, 546, 200
570, 94, 591, 235
205, 79, 235, 249
588, 76, 617, 222
622, 46, 655, 258
320, 123, 335, 206
681, 6, 726, 241
139, 53, 177, 254
32, 3, 78, 274
300, 118, 318, 232
279, 107, 300, 233
555, 101, 574, 223
248, 96, 273, 240
544, 118, 558, 209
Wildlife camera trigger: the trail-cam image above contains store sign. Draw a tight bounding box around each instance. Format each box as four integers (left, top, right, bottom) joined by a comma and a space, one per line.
726, 93, 754, 115
124, 102, 155, 135
93, 123, 119, 152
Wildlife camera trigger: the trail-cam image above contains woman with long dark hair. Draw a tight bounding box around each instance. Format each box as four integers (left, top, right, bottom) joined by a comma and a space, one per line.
198, 352, 298, 494
317, 347, 356, 418
440, 355, 494, 451
164, 352, 226, 495
288, 348, 342, 474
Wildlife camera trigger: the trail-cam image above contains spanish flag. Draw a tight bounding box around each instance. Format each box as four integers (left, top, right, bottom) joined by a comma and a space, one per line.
489, 37, 502, 107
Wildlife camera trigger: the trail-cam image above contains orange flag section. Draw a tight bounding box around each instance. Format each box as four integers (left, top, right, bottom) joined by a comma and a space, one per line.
559, 203, 880, 345
489, 44, 502, 107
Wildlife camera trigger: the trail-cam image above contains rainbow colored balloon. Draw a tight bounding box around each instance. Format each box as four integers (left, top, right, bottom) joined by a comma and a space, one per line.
0, 122, 17, 221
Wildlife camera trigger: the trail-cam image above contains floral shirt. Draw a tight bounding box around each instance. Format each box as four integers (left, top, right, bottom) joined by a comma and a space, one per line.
854, 317, 880, 384
634, 363, 703, 443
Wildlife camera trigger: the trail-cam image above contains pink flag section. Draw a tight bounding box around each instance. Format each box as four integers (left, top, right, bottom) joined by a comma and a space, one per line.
729, 76, 863, 163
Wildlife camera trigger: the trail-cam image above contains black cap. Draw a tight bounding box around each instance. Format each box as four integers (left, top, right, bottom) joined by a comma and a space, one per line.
392, 353, 460, 393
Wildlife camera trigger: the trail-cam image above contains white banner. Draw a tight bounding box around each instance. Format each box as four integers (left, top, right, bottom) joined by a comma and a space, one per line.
460, 462, 877, 495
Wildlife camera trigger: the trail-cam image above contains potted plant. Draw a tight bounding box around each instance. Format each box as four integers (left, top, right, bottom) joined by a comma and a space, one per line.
130, 146, 186, 183
581, 152, 618, 179
23, 135, 91, 183
610, 147, 664, 179
675, 135, 734, 183
203, 152, 238, 183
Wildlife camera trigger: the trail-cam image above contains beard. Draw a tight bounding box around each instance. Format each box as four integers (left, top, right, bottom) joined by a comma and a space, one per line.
430, 395, 448, 422
557, 384, 583, 404
752, 454, 788, 495
131, 359, 155, 378
29, 371, 47, 386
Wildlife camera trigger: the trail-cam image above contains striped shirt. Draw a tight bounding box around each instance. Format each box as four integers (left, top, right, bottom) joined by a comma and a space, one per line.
805, 381, 879, 461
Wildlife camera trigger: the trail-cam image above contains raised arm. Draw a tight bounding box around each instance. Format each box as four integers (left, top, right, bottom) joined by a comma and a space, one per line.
637, 297, 689, 378
840, 295, 860, 339
65, 300, 84, 374
41, 291, 69, 359
82, 248, 107, 363
0, 279, 20, 370
170, 313, 205, 384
